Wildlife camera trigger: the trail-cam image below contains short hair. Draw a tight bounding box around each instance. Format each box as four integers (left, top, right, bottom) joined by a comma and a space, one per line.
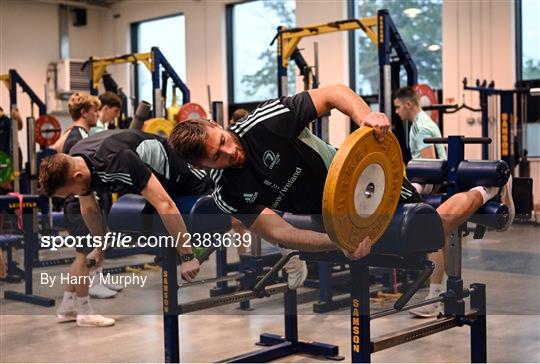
230, 108, 249, 124
38, 154, 71, 197
169, 118, 215, 165
68, 92, 101, 121
99, 91, 123, 109
393, 86, 419, 106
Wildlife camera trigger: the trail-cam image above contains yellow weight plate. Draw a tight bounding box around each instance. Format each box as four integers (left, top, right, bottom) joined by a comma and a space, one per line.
322, 128, 404, 253
142, 118, 174, 138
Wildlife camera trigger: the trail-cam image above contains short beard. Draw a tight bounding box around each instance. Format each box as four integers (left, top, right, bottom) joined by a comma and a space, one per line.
229, 132, 246, 168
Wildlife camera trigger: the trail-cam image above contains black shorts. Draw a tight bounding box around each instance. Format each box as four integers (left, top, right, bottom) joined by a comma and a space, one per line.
63, 198, 93, 254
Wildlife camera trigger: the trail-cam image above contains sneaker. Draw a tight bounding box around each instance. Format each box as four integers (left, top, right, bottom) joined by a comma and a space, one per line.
56, 306, 77, 323
498, 175, 515, 231
104, 283, 124, 292
409, 302, 443, 318
89, 283, 118, 299
284, 255, 308, 289
76, 314, 115, 327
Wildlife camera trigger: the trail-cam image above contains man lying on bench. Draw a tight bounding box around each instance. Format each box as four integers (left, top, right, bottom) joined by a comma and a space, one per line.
169, 84, 515, 317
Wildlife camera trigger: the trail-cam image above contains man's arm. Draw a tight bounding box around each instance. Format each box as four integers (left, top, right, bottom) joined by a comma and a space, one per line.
79, 193, 107, 265
141, 173, 199, 281
308, 85, 390, 141
79, 193, 106, 236
10, 108, 23, 131
250, 208, 372, 259
419, 146, 437, 159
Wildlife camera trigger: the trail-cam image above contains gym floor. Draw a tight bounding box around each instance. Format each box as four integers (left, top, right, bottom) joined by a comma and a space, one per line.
1, 224, 539, 363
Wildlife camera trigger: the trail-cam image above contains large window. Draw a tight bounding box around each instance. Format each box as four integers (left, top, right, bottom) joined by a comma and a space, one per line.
227, 0, 296, 104
132, 14, 186, 104
516, 0, 540, 157
517, 0, 540, 81
350, 0, 442, 96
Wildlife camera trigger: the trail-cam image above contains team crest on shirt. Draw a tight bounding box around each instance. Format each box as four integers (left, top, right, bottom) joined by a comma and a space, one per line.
243, 192, 258, 203
263, 150, 280, 169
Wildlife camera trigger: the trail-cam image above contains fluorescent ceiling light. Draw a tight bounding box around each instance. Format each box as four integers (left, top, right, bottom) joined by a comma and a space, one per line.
404, 8, 422, 18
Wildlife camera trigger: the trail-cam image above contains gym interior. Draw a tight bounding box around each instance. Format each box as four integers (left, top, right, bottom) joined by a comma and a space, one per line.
0, 0, 539, 363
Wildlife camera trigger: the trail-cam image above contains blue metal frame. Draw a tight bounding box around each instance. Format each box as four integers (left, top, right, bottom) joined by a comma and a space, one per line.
88, 47, 190, 118
7, 70, 47, 116
463, 82, 517, 168
376, 9, 418, 114
150, 47, 190, 117
1, 195, 55, 307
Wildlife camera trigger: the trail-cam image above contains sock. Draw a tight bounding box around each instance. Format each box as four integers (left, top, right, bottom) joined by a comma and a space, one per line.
442, 273, 448, 290
76, 295, 93, 315
470, 186, 498, 204
278, 246, 295, 257
412, 183, 434, 195
427, 283, 443, 298
61, 291, 75, 308
412, 182, 423, 194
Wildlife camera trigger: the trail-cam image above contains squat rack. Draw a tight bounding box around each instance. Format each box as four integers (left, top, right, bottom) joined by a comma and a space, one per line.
274, 9, 418, 159
86, 47, 190, 119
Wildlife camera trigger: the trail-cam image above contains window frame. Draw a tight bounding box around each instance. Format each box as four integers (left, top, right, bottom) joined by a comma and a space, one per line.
130, 12, 185, 106
226, 0, 297, 112
226, 0, 261, 107
515, 0, 540, 84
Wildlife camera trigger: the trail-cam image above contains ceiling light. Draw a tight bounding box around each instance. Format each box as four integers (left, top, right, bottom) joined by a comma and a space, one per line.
404, 8, 422, 18
427, 44, 441, 51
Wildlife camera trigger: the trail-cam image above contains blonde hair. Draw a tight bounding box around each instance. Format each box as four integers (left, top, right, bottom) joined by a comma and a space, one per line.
68, 93, 101, 121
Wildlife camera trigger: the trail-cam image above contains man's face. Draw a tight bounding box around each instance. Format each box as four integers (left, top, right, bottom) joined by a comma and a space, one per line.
81, 106, 99, 127
197, 125, 246, 169
394, 98, 414, 122
54, 172, 90, 199
99, 106, 121, 123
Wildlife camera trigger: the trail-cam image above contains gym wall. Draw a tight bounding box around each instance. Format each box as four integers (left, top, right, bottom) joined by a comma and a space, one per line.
1, 1, 535, 206
0, 0, 112, 161
442, 0, 515, 159
107, 1, 235, 122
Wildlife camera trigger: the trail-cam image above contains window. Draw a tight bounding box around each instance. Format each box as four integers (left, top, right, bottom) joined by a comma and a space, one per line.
227, 0, 296, 104
517, 0, 540, 81
350, 0, 442, 96
132, 14, 186, 104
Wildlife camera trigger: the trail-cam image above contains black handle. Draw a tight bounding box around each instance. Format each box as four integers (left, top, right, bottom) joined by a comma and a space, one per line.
394, 260, 435, 310
422, 104, 459, 111
424, 137, 492, 145
197, 247, 216, 264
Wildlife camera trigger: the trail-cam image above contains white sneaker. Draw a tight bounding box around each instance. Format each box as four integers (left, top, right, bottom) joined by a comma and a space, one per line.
409, 302, 443, 318
89, 283, 118, 299
56, 306, 77, 323
76, 314, 115, 327
284, 255, 308, 289
104, 282, 124, 291
498, 175, 515, 231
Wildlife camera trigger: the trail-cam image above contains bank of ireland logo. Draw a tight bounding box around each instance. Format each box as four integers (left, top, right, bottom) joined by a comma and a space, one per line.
243, 192, 258, 203
263, 150, 280, 169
